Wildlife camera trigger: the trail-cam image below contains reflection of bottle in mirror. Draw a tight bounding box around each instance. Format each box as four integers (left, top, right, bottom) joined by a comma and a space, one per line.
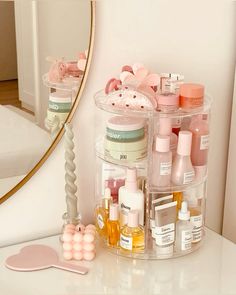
171, 131, 195, 185
175, 201, 193, 252
118, 168, 144, 226
107, 204, 120, 247
95, 188, 112, 238
151, 135, 172, 187
159, 117, 178, 159
189, 114, 209, 181
184, 188, 203, 243
120, 210, 145, 252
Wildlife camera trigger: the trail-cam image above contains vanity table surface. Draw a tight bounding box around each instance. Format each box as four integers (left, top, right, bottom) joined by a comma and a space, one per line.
0, 228, 236, 295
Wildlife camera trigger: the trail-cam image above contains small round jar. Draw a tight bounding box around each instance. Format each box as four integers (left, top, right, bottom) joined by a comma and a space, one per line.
49, 90, 72, 113
179, 83, 204, 110
156, 92, 179, 113
106, 116, 145, 142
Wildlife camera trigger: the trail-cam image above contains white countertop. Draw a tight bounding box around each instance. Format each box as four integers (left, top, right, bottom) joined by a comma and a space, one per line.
0, 228, 236, 295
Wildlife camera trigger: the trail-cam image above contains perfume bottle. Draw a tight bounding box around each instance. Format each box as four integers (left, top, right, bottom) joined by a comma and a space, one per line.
171, 131, 195, 185
189, 114, 209, 180
158, 117, 178, 159
107, 203, 120, 247
120, 210, 145, 252
151, 135, 172, 187
184, 188, 203, 243
95, 188, 112, 238
175, 201, 193, 251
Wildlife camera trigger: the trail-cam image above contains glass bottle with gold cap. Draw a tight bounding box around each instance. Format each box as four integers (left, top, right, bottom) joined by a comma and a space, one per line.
95, 188, 112, 238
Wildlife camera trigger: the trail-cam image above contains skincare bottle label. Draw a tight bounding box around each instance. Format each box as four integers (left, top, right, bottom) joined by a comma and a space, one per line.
200, 135, 209, 150
191, 214, 203, 242
97, 214, 104, 229
181, 230, 192, 250
160, 162, 172, 176
183, 171, 195, 184
120, 234, 132, 250
120, 203, 131, 225
154, 223, 175, 246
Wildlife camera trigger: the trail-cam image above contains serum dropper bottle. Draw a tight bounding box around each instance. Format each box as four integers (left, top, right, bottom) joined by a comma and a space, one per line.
120, 210, 145, 253
107, 203, 120, 247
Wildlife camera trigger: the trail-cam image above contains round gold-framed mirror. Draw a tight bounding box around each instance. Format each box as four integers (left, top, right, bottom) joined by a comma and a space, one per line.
0, 1, 95, 204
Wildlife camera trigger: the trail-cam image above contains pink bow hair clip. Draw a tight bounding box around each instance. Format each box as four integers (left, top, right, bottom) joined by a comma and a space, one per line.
77, 49, 88, 72
120, 63, 160, 97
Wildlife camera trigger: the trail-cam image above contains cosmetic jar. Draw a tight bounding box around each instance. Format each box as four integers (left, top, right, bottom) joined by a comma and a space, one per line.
179, 83, 204, 110
49, 91, 72, 113
160, 73, 184, 93
105, 136, 147, 161
106, 116, 145, 142
156, 92, 179, 113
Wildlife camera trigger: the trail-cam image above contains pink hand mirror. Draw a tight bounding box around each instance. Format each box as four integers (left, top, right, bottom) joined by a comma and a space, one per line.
5, 244, 88, 275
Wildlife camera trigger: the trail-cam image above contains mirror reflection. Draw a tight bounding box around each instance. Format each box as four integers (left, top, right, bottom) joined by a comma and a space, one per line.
0, 0, 91, 197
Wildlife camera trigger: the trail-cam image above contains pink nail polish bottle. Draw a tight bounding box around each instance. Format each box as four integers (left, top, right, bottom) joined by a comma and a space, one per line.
151, 135, 172, 187
158, 117, 178, 159
189, 114, 209, 180
171, 131, 195, 185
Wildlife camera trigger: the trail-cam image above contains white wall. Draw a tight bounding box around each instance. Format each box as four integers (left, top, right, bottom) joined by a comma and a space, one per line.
0, 0, 235, 246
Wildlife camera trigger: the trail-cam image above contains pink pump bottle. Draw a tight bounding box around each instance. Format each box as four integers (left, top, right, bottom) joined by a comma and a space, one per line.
151, 135, 172, 187
171, 131, 195, 185
189, 115, 209, 180
158, 117, 178, 159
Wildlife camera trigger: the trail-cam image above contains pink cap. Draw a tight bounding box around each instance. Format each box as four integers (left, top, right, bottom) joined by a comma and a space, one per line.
159, 117, 172, 136
180, 83, 204, 98
125, 168, 138, 192
128, 210, 139, 227
109, 204, 119, 221
155, 135, 170, 152
177, 131, 192, 156
157, 92, 179, 106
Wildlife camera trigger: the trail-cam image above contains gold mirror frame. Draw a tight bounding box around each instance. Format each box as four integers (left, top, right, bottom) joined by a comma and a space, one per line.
0, 1, 96, 205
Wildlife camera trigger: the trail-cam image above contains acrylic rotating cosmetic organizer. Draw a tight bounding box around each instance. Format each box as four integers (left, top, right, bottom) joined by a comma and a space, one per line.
94, 88, 212, 260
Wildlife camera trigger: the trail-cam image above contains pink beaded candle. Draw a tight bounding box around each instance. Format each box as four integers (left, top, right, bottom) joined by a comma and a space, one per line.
62, 224, 96, 261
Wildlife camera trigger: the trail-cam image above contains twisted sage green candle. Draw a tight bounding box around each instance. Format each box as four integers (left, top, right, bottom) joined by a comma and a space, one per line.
64, 123, 78, 222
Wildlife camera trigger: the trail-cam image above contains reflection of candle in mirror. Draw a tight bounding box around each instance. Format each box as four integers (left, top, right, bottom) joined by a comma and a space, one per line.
64, 123, 78, 222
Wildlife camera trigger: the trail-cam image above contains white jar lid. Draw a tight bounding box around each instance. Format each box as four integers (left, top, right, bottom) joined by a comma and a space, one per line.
49, 90, 71, 103
107, 116, 145, 131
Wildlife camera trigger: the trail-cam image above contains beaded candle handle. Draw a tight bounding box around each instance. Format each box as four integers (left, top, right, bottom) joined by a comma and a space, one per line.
64, 123, 78, 224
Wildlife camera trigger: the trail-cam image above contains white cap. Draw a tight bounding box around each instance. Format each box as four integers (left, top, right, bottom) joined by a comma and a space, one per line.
155, 135, 170, 153
177, 131, 192, 156
178, 201, 190, 221
125, 168, 138, 192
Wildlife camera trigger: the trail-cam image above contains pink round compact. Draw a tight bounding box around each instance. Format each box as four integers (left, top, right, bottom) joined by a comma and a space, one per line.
156, 92, 179, 113
179, 83, 204, 110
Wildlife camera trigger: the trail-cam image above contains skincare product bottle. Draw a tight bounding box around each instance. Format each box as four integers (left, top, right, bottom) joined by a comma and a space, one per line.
184, 188, 203, 243
156, 92, 179, 113
189, 115, 209, 180
179, 83, 204, 110
151, 135, 172, 187
159, 117, 178, 158
175, 201, 193, 251
154, 201, 177, 258
95, 188, 112, 238
107, 204, 120, 247
118, 168, 144, 226
173, 191, 183, 211
172, 117, 182, 136
120, 210, 145, 252
171, 131, 195, 185
160, 73, 184, 94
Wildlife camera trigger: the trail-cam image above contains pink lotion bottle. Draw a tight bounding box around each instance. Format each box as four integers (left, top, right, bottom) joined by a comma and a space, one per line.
171, 131, 195, 185
189, 115, 209, 180
159, 117, 178, 159
151, 135, 172, 187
